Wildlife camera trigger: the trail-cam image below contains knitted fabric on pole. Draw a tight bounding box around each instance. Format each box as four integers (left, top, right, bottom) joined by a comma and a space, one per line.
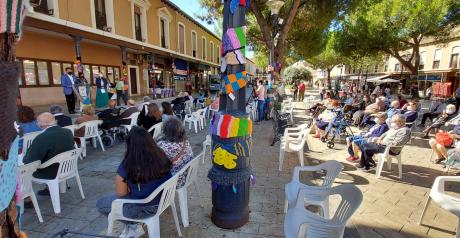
222, 26, 247, 57
219, 70, 248, 95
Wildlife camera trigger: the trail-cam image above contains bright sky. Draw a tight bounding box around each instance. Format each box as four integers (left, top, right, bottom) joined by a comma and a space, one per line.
169, 0, 255, 58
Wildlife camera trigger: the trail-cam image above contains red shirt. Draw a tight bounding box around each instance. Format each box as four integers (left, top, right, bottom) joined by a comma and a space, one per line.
299, 83, 306, 91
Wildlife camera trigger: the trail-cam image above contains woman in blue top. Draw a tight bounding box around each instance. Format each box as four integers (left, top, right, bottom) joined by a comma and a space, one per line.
17, 106, 42, 152
96, 126, 172, 237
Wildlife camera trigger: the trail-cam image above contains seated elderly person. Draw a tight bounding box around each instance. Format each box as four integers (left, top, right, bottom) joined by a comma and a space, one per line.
419, 98, 445, 127
98, 99, 121, 130
50, 105, 72, 127
400, 102, 418, 126
119, 99, 139, 125
357, 114, 411, 171
422, 104, 457, 138
310, 100, 340, 138
428, 125, 460, 164
75, 105, 99, 137
23, 113, 75, 194
359, 96, 385, 128
346, 112, 389, 162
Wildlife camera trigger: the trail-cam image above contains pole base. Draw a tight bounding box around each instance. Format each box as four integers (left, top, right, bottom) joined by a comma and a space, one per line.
211, 206, 249, 229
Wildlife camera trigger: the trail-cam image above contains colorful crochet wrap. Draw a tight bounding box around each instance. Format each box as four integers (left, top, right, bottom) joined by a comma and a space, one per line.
222, 26, 246, 57
220, 70, 247, 95
210, 113, 252, 138
0, 0, 26, 34
230, 0, 250, 14
0, 136, 18, 212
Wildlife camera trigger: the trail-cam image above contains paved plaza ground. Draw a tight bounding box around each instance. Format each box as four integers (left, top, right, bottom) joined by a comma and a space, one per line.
22, 91, 460, 238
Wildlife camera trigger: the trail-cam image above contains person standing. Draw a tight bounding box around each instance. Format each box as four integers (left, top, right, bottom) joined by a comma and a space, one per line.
455, 84, 460, 112
292, 82, 298, 101
298, 81, 306, 102
115, 79, 127, 106
95, 73, 109, 108
61, 67, 79, 114
256, 80, 266, 123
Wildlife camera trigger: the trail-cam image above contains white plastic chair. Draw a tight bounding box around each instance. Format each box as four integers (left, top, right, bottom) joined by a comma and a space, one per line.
18, 131, 42, 164
374, 146, 403, 179
419, 176, 460, 238
75, 120, 104, 157
107, 174, 182, 237
284, 184, 363, 238
185, 100, 193, 114
148, 122, 164, 141
279, 124, 310, 171
282, 104, 294, 124
184, 111, 201, 133
18, 161, 43, 223
120, 112, 140, 133
202, 134, 212, 163
63, 125, 79, 150
32, 148, 85, 214
197, 109, 207, 129
284, 161, 344, 218
176, 152, 204, 227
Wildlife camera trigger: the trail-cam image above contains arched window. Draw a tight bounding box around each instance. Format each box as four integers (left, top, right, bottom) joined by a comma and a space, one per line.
177, 23, 186, 54
419, 51, 427, 70
450, 46, 460, 68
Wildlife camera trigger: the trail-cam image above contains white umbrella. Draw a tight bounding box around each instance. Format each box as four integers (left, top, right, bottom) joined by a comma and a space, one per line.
376, 78, 400, 84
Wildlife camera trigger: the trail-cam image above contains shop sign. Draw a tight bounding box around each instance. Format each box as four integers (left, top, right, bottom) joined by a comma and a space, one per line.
417, 75, 442, 81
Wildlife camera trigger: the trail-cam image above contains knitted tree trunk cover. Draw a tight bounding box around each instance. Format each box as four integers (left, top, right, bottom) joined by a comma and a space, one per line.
0, 60, 19, 153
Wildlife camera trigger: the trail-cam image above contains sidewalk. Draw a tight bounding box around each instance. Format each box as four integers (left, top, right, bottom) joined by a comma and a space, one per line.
21, 90, 460, 237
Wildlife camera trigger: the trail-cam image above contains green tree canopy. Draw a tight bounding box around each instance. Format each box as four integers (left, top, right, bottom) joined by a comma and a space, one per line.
282, 65, 312, 84
335, 0, 460, 76
198, 0, 360, 75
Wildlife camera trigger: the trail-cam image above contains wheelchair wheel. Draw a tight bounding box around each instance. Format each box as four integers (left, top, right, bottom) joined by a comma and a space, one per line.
101, 135, 114, 148
320, 136, 326, 143
326, 140, 335, 149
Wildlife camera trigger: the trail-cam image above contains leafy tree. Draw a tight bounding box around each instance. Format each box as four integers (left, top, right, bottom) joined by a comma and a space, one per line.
198, 0, 360, 79
282, 65, 312, 84
308, 33, 342, 88
335, 0, 460, 76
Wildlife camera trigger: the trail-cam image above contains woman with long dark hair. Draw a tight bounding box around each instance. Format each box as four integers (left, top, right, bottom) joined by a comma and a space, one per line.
161, 101, 174, 121
96, 126, 172, 237
137, 103, 162, 131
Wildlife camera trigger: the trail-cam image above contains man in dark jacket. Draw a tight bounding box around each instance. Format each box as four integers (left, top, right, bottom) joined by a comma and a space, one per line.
23, 113, 75, 180
49, 105, 72, 127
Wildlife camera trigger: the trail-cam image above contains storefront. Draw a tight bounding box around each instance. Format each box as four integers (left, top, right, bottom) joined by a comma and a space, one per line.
173, 59, 189, 93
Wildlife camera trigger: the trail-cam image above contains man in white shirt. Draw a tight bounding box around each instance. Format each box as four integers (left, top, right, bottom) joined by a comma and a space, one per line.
256, 80, 266, 122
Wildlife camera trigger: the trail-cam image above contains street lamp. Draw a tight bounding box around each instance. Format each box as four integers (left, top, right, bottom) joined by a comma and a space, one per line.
266, 0, 284, 84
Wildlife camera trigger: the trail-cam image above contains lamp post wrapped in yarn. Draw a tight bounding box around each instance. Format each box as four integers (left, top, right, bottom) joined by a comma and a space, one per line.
207, 0, 252, 229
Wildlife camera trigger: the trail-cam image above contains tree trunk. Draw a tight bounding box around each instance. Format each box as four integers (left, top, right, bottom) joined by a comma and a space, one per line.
327, 68, 332, 90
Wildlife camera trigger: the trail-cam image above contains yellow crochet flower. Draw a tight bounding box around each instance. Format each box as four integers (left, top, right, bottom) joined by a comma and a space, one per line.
213, 147, 237, 169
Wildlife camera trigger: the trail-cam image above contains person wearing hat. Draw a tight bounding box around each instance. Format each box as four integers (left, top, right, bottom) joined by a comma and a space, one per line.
346, 112, 389, 162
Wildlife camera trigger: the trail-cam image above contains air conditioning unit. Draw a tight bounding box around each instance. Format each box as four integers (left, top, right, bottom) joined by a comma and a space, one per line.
48, 9, 54, 15
455, 72, 460, 77
102, 26, 112, 32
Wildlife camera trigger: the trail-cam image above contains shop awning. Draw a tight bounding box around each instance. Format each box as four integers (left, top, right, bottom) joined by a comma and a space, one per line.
173, 59, 188, 76
366, 74, 391, 83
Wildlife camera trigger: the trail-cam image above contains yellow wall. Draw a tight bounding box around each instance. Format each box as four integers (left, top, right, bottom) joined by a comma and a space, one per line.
113, 0, 133, 38
58, 0, 92, 27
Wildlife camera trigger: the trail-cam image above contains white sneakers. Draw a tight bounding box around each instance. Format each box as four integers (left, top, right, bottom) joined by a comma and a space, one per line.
119, 224, 145, 238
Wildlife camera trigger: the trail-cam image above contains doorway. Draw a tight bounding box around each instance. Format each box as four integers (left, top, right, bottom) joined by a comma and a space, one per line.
128, 66, 139, 95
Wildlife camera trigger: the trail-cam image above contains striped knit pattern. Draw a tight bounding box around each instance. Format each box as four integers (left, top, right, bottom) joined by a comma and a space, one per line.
0, 0, 26, 34
210, 113, 252, 138
222, 26, 246, 57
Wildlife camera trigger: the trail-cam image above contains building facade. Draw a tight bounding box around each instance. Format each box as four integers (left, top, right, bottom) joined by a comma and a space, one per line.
18, 0, 223, 106
317, 31, 460, 95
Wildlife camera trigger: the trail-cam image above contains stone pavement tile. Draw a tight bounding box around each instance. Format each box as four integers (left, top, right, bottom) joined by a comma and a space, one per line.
249, 211, 284, 224
234, 221, 260, 235
238, 233, 283, 238
427, 227, 457, 238
399, 223, 430, 238
258, 223, 284, 237
25, 216, 91, 236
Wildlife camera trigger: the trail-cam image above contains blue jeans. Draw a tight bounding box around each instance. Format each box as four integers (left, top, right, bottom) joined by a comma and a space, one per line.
96, 194, 158, 222
257, 100, 266, 121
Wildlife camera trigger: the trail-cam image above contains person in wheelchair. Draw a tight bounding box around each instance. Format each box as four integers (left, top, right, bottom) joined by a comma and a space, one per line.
345, 112, 389, 162
310, 100, 340, 139
98, 99, 121, 131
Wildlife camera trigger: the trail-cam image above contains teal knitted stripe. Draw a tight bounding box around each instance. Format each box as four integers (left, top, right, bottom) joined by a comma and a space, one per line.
6, 0, 13, 32
15, 0, 23, 33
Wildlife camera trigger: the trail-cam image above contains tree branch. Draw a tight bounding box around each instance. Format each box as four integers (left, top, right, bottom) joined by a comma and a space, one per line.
249, 1, 272, 50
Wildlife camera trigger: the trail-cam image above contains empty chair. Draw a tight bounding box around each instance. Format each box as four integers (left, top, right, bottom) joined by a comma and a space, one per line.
279, 124, 310, 171
197, 108, 207, 129
184, 111, 201, 133
32, 148, 85, 214
202, 135, 211, 163
419, 176, 460, 238
75, 120, 104, 157
120, 112, 140, 133
282, 104, 294, 124
176, 153, 204, 227
148, 122, 164, 141
284, 161, 344, 218
18, 161, 43, 222
374, 146, 403, 179
18, 131, 41, 164
184, 100, 193, 115
284, 184, 363, 238
107, 174, 182, 237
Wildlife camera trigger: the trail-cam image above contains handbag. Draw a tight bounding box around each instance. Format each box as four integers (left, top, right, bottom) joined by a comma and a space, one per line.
435, 132, 454, 147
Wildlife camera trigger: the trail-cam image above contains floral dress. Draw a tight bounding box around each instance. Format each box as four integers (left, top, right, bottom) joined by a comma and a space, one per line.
157, 140, 194, 188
